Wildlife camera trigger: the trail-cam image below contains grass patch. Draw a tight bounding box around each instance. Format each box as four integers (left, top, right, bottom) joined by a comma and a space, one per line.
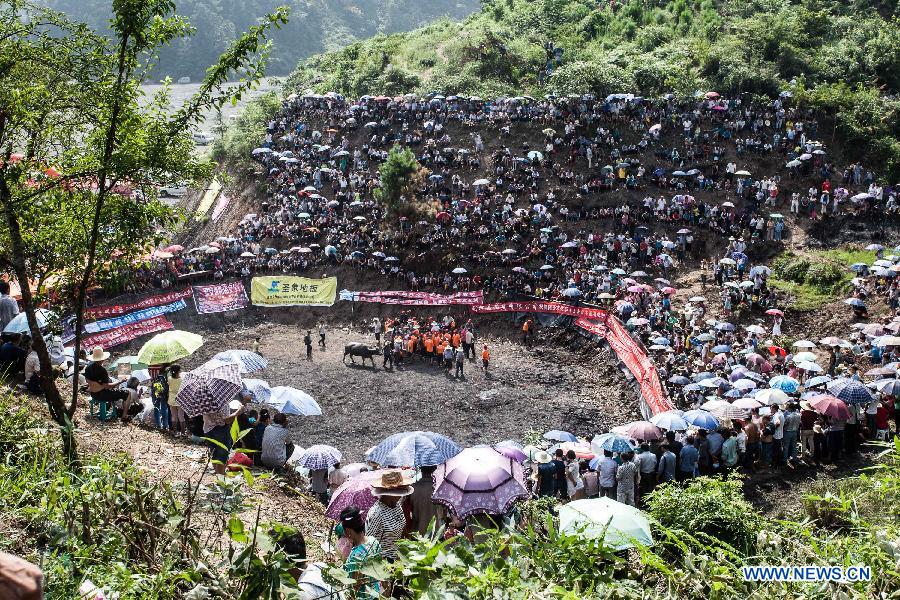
769, 247, 875, 311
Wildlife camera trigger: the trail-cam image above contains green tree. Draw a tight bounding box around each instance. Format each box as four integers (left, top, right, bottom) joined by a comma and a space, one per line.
375, 145, 423, 213
0, 0, 289, 459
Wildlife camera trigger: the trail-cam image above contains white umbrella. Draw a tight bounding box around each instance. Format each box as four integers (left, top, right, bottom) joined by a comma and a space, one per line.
267, 386, 322, 416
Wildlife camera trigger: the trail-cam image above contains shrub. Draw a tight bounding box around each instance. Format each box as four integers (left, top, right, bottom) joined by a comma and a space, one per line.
646, 475, 760, 554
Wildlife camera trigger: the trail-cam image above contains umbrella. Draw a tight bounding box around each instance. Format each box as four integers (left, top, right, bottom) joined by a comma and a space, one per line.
711, 344, 731, 354
865, 366, 897, 378
137, 330, 203, 366
473, 178, 491, 186
495, 444, 528, 463
792, 340, 816, 349
808, 394, 851, 420
796, 361, 823, 373
613, 421, 662, 441
544, 430, 577, 443
703, 400, 748, 420
325, 469, 413, 520
732, 378, 758, 391
367, 431, 462, 466
755, 388, 790, 405
682, 410, 719, 430
769, 375, 800, 393
432, 447, 529, 519
176, 361, 242, 418
242, 378, 272, 403
380, 434, 453, 468
745, 325, 766, 335
873, 378, 900, 396
826, 378, 874, 405
649, 412, 688, 431
668, 375, 690, 385
212, 350, 268, 374
844, 298, 866, 308
558, 498, 653, 550
819, 337, 849, 347
452, 267, 468, 275
805, 375, 832, 388
590, 433, 636, 454
3, 308, 56, 334
296, 445, 342, 470
732, 397, 763, 410
267, 386, 322, 416
874, 335, 900, 347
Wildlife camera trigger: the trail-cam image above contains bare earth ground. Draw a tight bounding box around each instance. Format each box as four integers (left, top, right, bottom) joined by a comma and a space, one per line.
179, 324, 637, 459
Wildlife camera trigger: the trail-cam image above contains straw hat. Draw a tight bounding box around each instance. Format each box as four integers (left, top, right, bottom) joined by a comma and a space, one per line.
533, 450, 552, 464
90, 346, 110, 362
370, 470, 414, 497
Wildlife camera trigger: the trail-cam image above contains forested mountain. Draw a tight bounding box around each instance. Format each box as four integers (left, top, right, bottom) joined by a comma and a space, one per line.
40, 0, 479, 79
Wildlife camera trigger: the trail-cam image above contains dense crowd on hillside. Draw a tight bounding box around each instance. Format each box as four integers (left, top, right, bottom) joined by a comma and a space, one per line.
141, 91, 894, 308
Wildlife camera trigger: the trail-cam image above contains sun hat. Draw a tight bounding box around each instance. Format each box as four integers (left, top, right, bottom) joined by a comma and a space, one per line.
90, 346, 110, 362
370, 470, 414, 497
533, 450, 552, 464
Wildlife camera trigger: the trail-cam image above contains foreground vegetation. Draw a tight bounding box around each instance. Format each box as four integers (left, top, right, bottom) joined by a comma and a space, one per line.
4, 392, 899, 598
286, 0, 900, 179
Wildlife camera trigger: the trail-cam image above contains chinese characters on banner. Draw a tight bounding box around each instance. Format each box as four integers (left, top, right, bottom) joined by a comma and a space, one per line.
83, 288, 193, 320
339, 290, 484, 306
250, 276, 338, 307
75, 315, 174, 349
471, 301, 671, 414
193, 281, 250, 314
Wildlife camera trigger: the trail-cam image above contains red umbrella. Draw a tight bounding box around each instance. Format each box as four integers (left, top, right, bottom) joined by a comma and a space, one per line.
767, 345, 787, 357
765, 309, 784, 316
808, 394, 851, 420
661, 286, 677, 295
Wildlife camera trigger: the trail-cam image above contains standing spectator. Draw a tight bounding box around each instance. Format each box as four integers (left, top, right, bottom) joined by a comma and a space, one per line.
0, 280, 19, 333
406, 465, 445, 535
598, 450, 618, 498
552, 449, 568, 500
616, 451, 638, 506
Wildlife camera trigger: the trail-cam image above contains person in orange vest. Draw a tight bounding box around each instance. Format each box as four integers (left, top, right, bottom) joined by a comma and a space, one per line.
522, 318, 533, 346
451, 330, 461, 348
481, 344, 490, 371
407, 335, 416, 360
434, 338, 444, 365
424, 334, 434, 360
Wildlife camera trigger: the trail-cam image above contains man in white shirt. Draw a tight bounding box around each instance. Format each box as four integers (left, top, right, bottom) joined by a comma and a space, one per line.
261, 413, 293, 469
637, 444, 658, 500
770, 404, 785, 466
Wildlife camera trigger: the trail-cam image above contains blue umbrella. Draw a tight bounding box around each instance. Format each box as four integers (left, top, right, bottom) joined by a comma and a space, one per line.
844, 298, 866, 308
591, 433, 636, 454
711, 345, 731, 354
649, 411, 688, 431
693, 372, 716, 381
213, 350, 268, 374
242, 378, 272, 403
715, 322, 736, 332
769, 375, 800, 393
826, 378, 874, 405
805, 374, 832, 388
873, 378, 900, 396
724, 389, 743, 398
849, 263, 868, 272
682, 410, 720, 430
296, 445, 342, 470
544, 430, 578, 443
367, 431, 462, 466
683, 383, 702, 392
668, 375, 690, 385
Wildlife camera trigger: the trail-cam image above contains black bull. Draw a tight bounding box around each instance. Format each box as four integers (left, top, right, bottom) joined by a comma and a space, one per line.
343, 343, 379, 366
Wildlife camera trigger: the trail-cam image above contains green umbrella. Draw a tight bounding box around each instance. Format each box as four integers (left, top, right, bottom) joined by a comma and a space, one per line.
110, 355, 148, 370
558, 498, 654, 550
137, 330, 203, 366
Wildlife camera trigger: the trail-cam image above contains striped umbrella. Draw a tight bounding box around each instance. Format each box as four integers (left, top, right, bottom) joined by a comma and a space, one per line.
213, 350, 268, 374
367, 431, 462, 467
296, 445, 342, 470
826, 377, 874, 406
381, 434, 447, 468
702, 400, 749, 420
176, 361, 242, 418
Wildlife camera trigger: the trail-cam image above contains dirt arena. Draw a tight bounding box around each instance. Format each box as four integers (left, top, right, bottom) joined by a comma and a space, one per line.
175, 321, 639, 460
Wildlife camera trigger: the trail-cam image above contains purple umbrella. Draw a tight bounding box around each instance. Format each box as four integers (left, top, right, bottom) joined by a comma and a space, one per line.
494, 444, 527, 463
432, 447, 528, 518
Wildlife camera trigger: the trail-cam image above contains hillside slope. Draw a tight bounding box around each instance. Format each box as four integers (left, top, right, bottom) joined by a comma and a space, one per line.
285, 0, 900, 177
40, 0, 480, 79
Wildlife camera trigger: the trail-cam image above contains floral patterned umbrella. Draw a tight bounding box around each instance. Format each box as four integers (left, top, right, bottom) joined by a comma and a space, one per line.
432, 447, 528, 519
